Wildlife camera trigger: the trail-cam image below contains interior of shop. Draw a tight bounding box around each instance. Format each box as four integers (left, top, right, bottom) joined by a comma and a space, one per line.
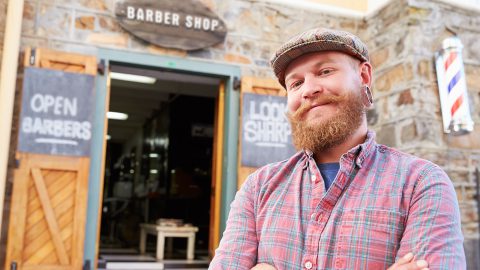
99, 63, 219, 263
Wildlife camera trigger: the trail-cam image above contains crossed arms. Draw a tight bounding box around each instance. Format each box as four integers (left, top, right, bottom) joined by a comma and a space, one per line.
209, 164, 465, 269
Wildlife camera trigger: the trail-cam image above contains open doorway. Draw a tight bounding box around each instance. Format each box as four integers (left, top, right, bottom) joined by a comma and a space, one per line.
99, 63, 219, 263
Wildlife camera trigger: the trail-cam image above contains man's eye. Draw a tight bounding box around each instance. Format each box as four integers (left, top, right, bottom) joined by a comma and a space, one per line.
289, 80, 303, 90
319, 69, 333, 75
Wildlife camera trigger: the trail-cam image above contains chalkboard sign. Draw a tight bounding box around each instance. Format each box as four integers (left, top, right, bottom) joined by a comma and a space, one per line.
18, 67, 95, 156
241, 93, 296, 167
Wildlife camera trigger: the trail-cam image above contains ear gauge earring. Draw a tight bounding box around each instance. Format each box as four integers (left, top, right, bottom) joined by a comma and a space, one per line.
364, 85, 373, 105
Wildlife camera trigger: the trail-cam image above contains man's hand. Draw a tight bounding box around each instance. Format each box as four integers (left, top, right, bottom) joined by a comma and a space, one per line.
251, 263, 277, 270
388, 253, 429, 270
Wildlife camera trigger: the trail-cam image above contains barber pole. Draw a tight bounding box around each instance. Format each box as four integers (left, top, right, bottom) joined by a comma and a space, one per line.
435, 37, 474, 134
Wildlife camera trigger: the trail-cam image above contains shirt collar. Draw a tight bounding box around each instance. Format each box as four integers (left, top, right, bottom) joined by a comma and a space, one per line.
301, 130, 377, 169
350, 130, 376, 169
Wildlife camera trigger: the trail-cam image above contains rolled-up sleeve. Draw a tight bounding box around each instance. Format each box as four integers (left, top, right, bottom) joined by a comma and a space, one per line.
209, 175, 259, 269
396, 164, 466, 269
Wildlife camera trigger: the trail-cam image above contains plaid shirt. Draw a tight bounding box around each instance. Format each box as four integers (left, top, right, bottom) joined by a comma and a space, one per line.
210, 131, 465, 270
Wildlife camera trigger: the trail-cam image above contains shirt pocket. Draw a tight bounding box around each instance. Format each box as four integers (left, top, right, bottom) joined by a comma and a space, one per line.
335, 209, 406, 269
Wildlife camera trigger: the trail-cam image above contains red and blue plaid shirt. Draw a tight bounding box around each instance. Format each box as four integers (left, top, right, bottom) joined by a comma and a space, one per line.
210, 131, 465, 269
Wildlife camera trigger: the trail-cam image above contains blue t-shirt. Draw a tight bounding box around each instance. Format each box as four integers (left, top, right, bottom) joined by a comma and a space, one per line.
317, 162, 340, 190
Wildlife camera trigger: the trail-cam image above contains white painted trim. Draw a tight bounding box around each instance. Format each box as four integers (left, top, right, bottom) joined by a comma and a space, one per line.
434, 0, 480, 13
260, 0, 480, 21
262, 0, 364, 18
263, 0, 397, 19
365, 0, 394, 18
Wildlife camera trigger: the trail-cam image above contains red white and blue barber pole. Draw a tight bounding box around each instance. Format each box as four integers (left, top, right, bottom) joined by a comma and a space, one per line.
435, 37, 474, 134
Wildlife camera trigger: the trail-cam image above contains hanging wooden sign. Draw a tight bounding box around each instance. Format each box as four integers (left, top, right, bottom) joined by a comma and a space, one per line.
115, 0, 228, 50
18, 67, 95, 157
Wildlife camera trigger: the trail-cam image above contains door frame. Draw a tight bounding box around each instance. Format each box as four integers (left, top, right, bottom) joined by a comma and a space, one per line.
84, 48, 241, 267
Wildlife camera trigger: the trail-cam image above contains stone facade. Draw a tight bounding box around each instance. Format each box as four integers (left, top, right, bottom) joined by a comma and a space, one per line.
1, 0, 479, 268
365, 0, 480, 268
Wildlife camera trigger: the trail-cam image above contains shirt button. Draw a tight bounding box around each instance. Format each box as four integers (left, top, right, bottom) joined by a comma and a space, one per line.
304, 261, 313, 269
311, 175, 317, 182
310, 213, 315, 220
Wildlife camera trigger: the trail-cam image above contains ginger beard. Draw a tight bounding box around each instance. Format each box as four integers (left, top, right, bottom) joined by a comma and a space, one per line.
287, 88, 365, 153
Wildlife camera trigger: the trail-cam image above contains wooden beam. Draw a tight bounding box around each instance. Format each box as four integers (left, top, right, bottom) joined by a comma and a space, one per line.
72, 158, 89, 269
5, 153, 29, 270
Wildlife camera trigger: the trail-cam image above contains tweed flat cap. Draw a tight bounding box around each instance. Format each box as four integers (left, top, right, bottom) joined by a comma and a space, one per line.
271, 28, 369, 88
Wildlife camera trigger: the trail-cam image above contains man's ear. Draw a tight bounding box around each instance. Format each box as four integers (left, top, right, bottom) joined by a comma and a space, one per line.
359, 62, 372, 87
359, 62, 373, 109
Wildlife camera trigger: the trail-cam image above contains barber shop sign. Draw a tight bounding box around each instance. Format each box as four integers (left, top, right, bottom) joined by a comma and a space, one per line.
115, 0, 228, 50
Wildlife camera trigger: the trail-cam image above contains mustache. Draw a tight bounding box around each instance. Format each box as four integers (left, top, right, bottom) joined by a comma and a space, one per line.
288, 94, 346, 120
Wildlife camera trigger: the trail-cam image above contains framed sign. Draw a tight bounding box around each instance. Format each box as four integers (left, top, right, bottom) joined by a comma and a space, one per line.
18, 67, 95, 156
241, 93, 296, 167
115, 0, 228, 50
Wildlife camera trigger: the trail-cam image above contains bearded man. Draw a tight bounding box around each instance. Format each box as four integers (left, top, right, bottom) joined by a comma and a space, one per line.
209, 28, 465, 270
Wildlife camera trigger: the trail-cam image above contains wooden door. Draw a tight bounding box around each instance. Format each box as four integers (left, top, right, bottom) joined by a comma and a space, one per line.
5, 48, 96, 270
6, 154, 89, 270
208, 81, 225, 257
237, 77, 285, 188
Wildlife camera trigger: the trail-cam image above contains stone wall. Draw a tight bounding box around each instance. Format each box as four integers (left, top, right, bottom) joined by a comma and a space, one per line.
18, 0, 363, 78
366, 0, 480, 268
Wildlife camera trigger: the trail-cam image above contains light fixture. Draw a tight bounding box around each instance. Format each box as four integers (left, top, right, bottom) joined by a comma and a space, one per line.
110, 72, 156, 84
107, 111, 128, 120
150, 169, 158, 174
149, 153, 159, 158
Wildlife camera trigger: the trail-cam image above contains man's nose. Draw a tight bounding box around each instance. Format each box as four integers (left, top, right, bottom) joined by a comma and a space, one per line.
301, 76, 323, 99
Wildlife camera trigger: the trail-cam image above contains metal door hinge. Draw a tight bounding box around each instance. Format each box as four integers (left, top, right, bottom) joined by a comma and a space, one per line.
97, 59, 105, 75
233, 76, 241, 91
29, 48, 36, 65
83, 260, 91, 270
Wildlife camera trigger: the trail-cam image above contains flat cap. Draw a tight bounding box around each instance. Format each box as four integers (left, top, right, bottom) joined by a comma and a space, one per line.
270, 28, 369, 88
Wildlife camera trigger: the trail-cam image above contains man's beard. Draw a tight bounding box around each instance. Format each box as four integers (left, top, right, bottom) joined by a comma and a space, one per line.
287, 89, 365, 153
